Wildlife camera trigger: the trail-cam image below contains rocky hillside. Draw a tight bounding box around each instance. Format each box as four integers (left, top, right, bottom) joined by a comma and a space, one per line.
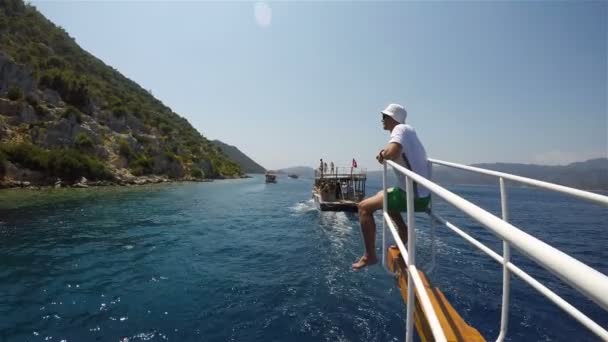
0, 0, 243, 187
211, 140, 265, 174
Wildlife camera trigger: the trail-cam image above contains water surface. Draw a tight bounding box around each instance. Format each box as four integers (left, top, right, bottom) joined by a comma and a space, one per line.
0, 175, 606, 341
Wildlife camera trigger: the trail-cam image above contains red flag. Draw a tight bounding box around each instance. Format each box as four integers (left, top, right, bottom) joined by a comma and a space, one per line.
352, 158, 357, 168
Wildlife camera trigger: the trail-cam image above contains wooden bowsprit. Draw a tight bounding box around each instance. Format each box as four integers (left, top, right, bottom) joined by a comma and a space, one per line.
386, 247, 485, 342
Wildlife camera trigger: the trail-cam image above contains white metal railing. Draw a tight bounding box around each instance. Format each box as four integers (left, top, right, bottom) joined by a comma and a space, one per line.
429, 159, 608, 207
381, 159, 608, 342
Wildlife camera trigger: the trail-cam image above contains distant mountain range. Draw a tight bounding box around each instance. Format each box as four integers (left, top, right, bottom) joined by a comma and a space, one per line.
432, 158, 608, 190
211, 140, 266, 174
281, 158, 608, 190
277, 166, 316, 178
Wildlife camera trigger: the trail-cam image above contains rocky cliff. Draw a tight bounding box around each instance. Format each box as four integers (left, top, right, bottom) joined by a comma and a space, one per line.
0, 0, 243, 187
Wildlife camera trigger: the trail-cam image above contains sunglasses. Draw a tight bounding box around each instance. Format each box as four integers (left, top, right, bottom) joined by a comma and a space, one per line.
381, 114, 390, 122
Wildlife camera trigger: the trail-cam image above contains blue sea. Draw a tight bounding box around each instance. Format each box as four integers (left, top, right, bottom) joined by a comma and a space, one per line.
0, 174, 606, 342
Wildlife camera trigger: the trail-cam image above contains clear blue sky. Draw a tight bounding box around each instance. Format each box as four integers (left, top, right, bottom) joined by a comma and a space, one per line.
32, 1, 607, 170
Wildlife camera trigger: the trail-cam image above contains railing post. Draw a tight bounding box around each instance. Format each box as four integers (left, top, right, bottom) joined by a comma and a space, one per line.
382, 162, 388, 268
428, 162, 436, 274
405, 176, 416, 342
427, 211, 436, 274
497, 177, 511, 342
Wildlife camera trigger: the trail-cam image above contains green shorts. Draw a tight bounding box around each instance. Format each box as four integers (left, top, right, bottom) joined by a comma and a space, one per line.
387, 187, 431, 212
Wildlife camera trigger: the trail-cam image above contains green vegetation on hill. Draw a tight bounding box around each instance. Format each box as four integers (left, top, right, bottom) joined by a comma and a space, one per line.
0, 142, 112, 181
212, 140, 266, 174
0, 0, 242, 184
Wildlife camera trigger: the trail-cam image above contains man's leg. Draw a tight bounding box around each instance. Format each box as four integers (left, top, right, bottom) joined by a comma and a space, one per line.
388, 211, 408, 247
352, 190, 384, 269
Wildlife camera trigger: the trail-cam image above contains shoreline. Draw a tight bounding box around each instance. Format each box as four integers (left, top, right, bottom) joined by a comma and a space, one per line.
0, 174, 252, 190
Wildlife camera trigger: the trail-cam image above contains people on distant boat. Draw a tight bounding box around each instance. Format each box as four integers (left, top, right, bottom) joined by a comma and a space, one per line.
324, 162, 328, 174
319, 158, 324, 174
320, 180, 335, 201
330, 162, 334, 174
352, 103, 431, 270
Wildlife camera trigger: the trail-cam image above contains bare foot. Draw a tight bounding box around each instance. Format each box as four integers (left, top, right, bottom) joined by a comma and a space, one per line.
352, 255, 378, 270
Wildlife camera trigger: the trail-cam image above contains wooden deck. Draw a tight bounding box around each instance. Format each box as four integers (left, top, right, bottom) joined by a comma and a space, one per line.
387, 248, 486, 342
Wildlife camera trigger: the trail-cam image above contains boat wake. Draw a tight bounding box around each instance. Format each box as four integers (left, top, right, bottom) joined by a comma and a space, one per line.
319, 211, 353, 233
289, 199, 316, 214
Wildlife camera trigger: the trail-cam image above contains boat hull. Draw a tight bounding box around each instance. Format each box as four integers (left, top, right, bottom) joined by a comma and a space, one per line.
265, 173, 277, 183
312, 192, 358, 212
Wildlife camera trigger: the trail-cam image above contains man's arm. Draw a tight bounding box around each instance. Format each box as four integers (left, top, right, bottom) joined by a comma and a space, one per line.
376, 142, 403, 164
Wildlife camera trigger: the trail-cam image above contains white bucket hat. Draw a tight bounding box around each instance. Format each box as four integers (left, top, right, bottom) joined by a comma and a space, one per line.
381, 103, 407, 124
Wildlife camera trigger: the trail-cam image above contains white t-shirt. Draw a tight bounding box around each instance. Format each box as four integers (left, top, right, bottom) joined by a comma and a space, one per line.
388, 124, 430, 198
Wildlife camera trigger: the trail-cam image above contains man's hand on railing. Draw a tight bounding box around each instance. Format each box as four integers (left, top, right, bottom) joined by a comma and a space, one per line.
376, 149, 385, 164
